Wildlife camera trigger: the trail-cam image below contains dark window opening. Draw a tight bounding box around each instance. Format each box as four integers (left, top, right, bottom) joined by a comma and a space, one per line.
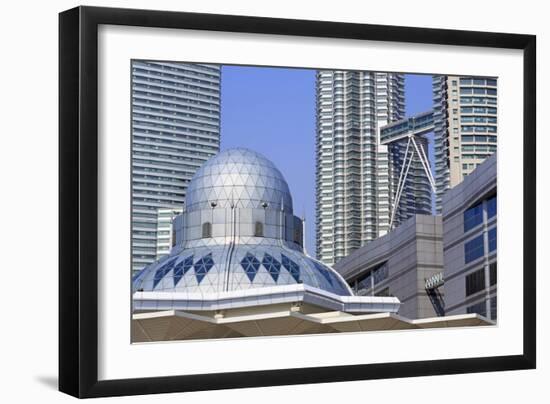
293, 228, 302, 245
354, 262, 388, 295
202, 222, 212, 238
489, 262, 497, 286
466, 268, 485, 296
254, 221, 264, 237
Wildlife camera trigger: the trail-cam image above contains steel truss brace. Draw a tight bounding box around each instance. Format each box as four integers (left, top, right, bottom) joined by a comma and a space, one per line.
389, 135, 436, 229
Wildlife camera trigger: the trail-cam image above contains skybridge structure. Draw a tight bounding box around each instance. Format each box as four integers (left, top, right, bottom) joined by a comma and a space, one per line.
379, 110, 436, 228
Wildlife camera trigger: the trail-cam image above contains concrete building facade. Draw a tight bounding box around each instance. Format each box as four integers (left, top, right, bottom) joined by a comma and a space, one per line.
131, 61, 221, 272
333, 155, 497, 321
442, 154, 497, 320
334, 215, 444, 319
433, 76, 498, 212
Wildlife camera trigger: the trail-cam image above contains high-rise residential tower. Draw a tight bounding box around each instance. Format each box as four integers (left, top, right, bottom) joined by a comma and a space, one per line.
315, 70, 431, 266
131, 61, 221, 273
433, 76, 497, 212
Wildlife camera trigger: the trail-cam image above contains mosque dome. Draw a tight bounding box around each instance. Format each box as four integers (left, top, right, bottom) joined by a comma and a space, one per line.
184, 148, 293, 213
133, 148, 353, 297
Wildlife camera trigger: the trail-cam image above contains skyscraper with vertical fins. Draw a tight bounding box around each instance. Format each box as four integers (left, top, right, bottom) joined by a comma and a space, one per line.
131, 61, 221, 272
316, 70, 432, 266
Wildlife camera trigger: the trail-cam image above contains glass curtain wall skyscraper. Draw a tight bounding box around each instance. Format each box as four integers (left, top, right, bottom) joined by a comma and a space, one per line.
131, 61, 221, 273
316, 70, 429, 266
433, 76, 498, 212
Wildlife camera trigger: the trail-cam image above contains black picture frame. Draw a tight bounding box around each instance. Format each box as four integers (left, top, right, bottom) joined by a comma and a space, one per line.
59, 5, 536, 398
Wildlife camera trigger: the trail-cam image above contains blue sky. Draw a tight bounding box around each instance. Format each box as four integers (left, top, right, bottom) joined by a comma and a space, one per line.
220, 66, 433, 256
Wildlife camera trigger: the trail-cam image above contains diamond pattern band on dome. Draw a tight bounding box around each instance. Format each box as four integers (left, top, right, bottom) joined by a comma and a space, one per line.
281, 254, 301, 283
240, 253, 261, 282
173, 255, 194, 286
153, 258, 177, 288
194, 253, 215, 284
262, 253, 282, 282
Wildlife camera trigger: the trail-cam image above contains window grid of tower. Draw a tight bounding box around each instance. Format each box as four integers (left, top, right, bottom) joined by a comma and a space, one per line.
315, 71, 406, 266
433, 75, 498, 212
131, 61, 221, 272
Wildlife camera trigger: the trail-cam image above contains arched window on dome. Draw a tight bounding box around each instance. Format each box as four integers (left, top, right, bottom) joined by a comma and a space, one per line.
254, 221, 264, 237
202, 222, 212, 238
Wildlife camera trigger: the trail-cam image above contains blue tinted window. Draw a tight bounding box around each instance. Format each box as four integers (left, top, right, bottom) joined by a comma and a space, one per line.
241, 253, 261, 282
357, 273, 373, 293
153, 258, 177, 288
281, 254, 301, 283
464, 202, 483, 232
356, 263, 388, 294
262, 253, 281, 282
373, 263, 389, 284
488, 227, 497, 252
193, 253, 214, 284
465, 234, 485, 263
173, 255, 194, 286
132, 266, 149, 283
487, 195, 497, 219
309, 259, 333, 286
309, 259, 350, 295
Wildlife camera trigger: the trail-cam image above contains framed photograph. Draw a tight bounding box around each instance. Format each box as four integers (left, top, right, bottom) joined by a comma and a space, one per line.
59, 5, 536, 398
